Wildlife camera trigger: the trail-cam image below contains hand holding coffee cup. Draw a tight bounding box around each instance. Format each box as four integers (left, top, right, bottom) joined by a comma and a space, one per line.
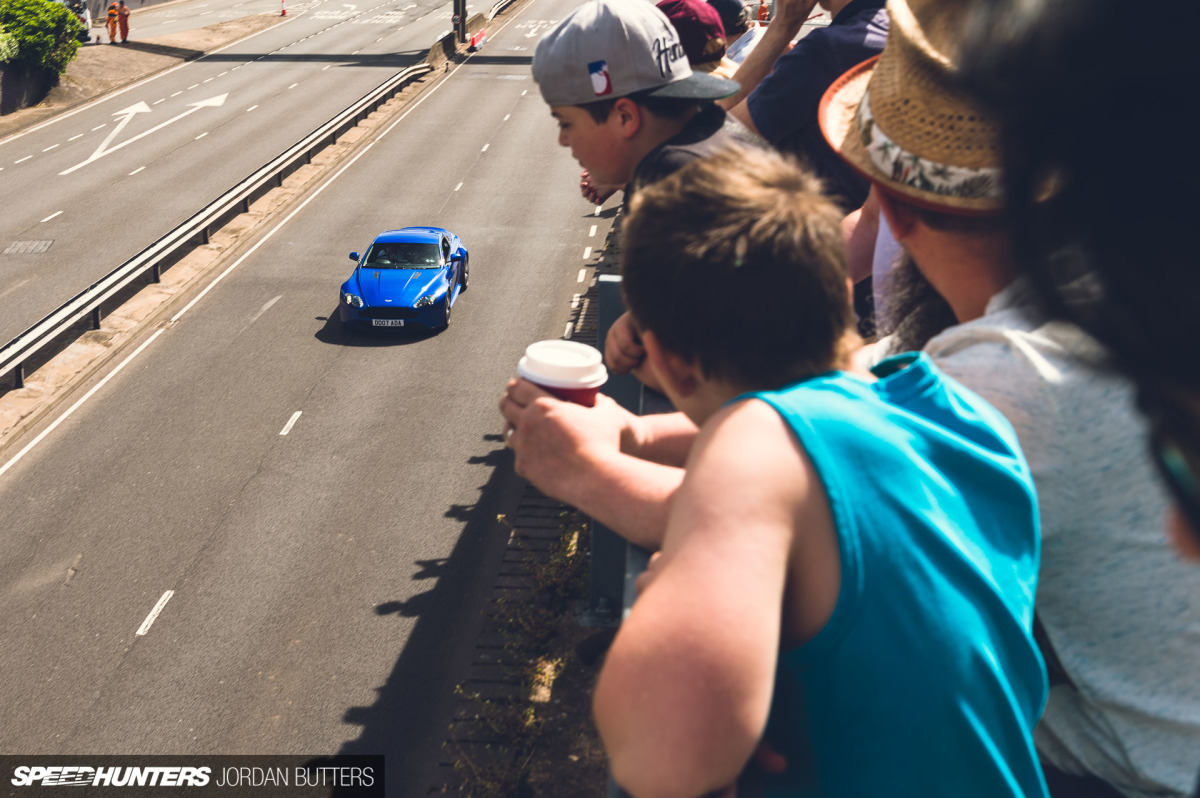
517, 340, 608, 407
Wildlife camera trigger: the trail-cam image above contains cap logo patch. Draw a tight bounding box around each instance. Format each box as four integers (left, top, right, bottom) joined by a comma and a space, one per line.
651, 36, 686, 78
588, 60, 613, 96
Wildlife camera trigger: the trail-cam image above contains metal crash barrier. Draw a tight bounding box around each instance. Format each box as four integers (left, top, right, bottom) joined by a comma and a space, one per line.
1, 63, 432, 391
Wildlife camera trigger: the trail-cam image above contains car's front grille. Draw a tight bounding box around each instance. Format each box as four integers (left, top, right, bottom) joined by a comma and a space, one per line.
361, 306, 417, 320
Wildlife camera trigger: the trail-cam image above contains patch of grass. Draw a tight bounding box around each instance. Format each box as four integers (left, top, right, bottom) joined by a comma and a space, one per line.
443, 511, 607, 798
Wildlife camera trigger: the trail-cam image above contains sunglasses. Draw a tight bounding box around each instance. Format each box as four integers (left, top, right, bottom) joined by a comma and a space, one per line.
1145, 394, 1200, 549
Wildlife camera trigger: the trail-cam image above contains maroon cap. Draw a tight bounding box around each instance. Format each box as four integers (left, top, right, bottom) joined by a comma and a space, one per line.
656, 0, 727, 66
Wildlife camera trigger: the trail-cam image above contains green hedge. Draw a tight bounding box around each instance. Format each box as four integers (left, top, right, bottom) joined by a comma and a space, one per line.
0, 0, 81, 75
0, 24, 21, 64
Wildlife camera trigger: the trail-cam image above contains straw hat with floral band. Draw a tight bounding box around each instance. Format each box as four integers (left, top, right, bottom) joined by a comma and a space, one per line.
818, 0, 1002, 216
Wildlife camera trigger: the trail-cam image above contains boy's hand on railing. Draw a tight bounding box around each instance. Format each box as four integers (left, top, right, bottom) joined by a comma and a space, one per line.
605, 311, 665, 394
605, 311, 645, 373
580, 170, 620, 205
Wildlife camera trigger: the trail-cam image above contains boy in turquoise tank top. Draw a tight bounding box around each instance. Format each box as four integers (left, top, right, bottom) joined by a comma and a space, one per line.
592, 146, 1049, 797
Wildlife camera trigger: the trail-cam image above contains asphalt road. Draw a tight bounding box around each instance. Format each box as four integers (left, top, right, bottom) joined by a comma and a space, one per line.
0, 0, 467, 347
0, 0, 607, 793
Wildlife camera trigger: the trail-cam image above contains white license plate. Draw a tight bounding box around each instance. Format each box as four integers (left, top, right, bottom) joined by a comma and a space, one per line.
372, 319, 405, 327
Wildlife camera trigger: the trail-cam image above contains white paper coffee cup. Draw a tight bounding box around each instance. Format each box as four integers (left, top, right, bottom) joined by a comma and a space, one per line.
517, 340, 608, 406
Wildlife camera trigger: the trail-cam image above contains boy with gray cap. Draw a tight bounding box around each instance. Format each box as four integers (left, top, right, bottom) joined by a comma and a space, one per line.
531, 0, 755, 206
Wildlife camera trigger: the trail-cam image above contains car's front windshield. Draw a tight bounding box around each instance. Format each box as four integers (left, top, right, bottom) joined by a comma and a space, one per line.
363, 242, 442, 269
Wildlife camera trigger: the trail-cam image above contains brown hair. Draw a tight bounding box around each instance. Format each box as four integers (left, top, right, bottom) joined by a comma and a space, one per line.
621, 146, 854, 389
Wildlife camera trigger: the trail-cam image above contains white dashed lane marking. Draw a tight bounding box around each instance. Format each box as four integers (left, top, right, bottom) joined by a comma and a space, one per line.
136, 591, 175, 636
279, 411, 302, 436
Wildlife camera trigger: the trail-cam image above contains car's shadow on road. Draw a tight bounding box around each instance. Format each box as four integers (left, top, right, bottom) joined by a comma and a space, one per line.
313, 306, 440, 347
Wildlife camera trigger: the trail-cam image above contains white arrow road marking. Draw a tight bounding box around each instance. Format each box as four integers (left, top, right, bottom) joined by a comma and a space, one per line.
60, 94, 228, 175
89, 101, 151, 161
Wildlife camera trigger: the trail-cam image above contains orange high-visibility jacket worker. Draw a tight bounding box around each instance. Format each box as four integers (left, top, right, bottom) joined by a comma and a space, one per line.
106, 2, 118, 42
117, 0, 130, 42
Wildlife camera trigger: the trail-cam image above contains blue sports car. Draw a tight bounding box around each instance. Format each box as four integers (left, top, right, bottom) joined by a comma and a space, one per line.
339, 227, 468, 330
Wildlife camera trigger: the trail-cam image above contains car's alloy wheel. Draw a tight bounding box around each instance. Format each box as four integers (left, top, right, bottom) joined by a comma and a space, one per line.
461, 255, 469, 291
442, 284, 453, 328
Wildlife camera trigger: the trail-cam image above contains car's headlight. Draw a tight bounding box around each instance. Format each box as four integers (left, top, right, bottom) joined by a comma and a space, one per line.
414, 296, 435, 308
342, 293, 364, 308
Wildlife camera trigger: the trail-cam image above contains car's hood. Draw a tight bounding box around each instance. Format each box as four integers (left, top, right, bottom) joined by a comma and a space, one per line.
355, 268, 443, 306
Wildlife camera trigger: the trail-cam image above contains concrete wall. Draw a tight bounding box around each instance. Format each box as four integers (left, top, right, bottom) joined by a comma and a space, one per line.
0, 65, 54, 116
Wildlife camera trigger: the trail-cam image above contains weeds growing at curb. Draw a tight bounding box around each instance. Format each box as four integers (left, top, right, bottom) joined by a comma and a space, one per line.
442, 510, 605, 797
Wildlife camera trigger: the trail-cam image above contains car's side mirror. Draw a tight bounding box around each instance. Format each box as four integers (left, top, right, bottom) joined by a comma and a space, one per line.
349, 252, 359, 261
451, 253, 462, 262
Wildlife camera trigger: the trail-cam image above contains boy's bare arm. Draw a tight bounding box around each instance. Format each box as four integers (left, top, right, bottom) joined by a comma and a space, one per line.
593, 399, 828, 797
500, 380, 696, 549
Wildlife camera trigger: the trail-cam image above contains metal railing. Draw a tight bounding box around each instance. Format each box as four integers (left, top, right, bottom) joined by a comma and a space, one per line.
594, 274, 648, 798
1, 62, 432, 390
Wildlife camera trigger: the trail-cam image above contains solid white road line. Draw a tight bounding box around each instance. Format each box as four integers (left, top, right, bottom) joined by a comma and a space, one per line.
41, 211, 63, 222
279, 411, 302, 436
0, 330, 165, 479
136, 590, 175, 636
129, 166, 146, 175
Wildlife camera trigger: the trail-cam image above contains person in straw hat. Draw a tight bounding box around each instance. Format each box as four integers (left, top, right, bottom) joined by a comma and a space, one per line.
820, 1, 1200, 797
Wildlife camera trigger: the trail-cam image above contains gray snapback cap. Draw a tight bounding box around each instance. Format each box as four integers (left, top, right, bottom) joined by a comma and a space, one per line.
532, 0, 739, 106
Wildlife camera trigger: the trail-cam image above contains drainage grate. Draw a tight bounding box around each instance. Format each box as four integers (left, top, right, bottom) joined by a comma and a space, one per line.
4, 240, 53, 255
